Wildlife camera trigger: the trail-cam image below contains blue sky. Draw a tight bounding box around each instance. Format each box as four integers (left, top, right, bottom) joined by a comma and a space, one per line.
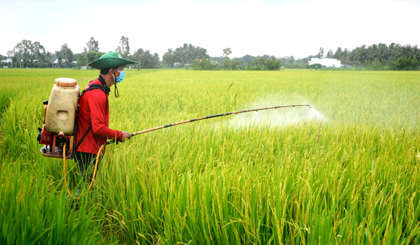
1, 0, 419, 58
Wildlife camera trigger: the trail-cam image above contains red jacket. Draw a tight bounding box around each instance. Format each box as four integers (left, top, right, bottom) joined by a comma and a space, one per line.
75, 76, 123, 154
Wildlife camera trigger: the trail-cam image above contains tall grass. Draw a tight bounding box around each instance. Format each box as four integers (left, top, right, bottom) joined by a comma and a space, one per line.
1, 69, 419, 244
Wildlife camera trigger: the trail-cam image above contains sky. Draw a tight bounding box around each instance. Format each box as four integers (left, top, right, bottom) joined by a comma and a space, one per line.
1, 0, 419, 59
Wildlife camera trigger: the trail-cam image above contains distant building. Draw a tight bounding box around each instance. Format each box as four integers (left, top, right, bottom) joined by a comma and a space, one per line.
309, 58, 341, 68
1, 58, 12, 63
53, 59, 67, 64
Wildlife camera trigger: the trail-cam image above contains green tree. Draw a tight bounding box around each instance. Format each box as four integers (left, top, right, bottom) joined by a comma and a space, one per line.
333, 47, 342, 59
76, 53, 87, 67
45, 51, 54, 68
142, 50, 152, 68
388, 43, 401, 61
265, 57, 281, 70
60, 44, 73, 68
349, 45, 368, 66
341, 48, 350, 65
32, 41, 47, 67
377, 43, 390, 61
240, 54, 258, 63
164, 44, 210, 66
390, 56, 419, 70
85, 51, 102, 66
116, 36, 130, 58
13, 42, 24, 68
54, 51, 63, 68
131, 48, 144, 69
230, 58, 241, 70
221, 48, 233, 69
162, 48, 175, 67
13, 40, 34, 68
81, 37, 103, 66
12, 40, 49, 68
192, 59, 218, 70
143, 51, 160, 68
86, 37, 99, 52
152, 53, 160, 68
223, 48, 232, 58
7, 50, 13, 58
317, 47, 324, 58
131, 48, 160, 69
326, 49, 334, 58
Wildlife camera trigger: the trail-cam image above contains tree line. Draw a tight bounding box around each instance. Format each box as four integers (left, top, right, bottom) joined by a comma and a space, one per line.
190, 48, 281, 70
0, 37, 162, 69
280, 44, 420, 70
1, 37, 208, 69
1, 38, 419, 70
327, 43, 420, 70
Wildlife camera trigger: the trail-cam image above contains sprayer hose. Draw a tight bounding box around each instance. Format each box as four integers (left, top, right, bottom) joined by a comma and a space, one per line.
63, 144, 103, 200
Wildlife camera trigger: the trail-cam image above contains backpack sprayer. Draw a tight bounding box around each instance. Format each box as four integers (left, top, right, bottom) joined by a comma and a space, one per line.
37, 78, 79, 159
37, 78, 311, 198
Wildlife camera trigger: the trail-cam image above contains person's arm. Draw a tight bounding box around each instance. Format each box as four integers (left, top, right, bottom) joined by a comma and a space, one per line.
88, 90, 124, 141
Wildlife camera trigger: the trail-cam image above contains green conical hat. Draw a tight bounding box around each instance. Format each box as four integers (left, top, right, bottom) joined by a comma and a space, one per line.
88, 52, 137, 69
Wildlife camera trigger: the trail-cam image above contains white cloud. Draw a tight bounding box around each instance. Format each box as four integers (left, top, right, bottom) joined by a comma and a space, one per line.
0, 0, 419, 58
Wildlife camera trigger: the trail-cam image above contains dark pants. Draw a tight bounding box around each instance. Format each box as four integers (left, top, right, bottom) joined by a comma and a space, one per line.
74, 151, 101, 183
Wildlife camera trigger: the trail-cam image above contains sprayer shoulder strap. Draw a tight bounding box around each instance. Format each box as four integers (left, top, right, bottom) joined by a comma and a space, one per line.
79, 84, 107, 97
74, 84, 107, 152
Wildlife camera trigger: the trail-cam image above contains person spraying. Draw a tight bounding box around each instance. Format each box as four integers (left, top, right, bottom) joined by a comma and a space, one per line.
74, 52, 135, 189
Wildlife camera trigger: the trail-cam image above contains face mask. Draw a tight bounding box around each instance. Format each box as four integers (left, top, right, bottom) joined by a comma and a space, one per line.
110, 69, 123, 98
115, 70, 125, 83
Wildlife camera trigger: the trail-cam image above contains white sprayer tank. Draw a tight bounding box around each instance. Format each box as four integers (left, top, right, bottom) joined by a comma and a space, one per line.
45, 78, 80, 135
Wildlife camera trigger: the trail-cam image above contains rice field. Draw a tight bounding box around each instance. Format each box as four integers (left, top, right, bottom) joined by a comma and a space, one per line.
0, 69, 419, 244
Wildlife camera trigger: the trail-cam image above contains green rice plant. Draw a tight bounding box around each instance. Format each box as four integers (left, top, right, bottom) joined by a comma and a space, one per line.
0, 69, 419, 244
0, 157, 115, 244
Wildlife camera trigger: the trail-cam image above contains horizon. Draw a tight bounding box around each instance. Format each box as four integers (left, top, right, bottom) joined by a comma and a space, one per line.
1, 0, 419, 59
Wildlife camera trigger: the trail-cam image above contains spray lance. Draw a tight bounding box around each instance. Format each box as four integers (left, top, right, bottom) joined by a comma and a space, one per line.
62, 104, 311, 199
116, 104, 311, 143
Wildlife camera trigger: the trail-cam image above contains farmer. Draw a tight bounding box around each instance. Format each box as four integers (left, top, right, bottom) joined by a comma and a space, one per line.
74, 52, 136, 184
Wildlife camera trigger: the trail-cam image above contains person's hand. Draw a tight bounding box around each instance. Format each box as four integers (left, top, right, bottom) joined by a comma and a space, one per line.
121, 131, 131, 142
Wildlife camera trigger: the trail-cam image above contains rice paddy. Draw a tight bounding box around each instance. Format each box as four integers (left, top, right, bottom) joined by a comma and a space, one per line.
0, 69, 419, 244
